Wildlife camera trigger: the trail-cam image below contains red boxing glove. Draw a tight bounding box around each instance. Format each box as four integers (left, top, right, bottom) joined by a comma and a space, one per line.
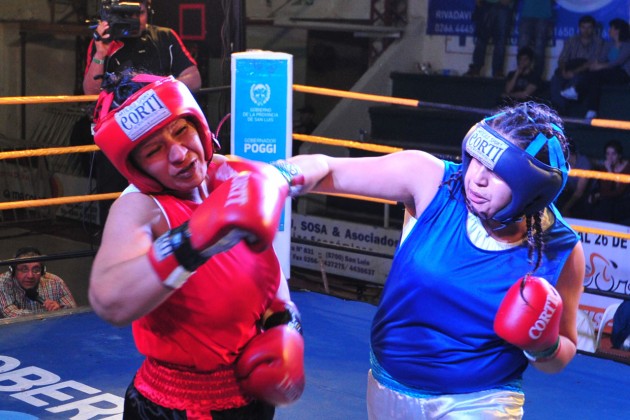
236, 300, 305, 405
148, 171, 287, 289
236, 326, 305, 406
494, 275, 563, 357
188, 170, 286, 253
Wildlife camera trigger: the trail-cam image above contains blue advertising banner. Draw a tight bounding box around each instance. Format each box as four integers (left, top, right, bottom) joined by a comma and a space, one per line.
427, 0, 476, 36
230, 51, 294, 278
554, 0, 629, 40
231, 54, 291, 162
231, 51, 293, 233
427, 0, 629, 41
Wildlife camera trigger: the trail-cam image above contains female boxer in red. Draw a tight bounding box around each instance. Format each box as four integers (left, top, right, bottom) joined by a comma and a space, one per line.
88, 73, 304, 419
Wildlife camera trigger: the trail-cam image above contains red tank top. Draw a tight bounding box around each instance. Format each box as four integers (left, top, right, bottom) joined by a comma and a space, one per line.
132, 193, 281, 371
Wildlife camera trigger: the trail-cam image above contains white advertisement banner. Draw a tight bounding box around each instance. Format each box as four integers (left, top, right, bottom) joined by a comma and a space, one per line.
566, 217, 630, 297
291, 214, 400, 284
291, 242, 393, 284
291, 214, 400, 255
566, 217, 629, 352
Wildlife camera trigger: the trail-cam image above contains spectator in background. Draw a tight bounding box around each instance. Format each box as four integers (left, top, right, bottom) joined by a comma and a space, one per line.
464, 0, 515, 78
589, 140, 630, 224
82, 0, 201, 228
517, 0, 555, 78
562, 18, 630, 120
555, 140, 593, 219
0, 247, 77, 318
550, 15, 604, 114
501, 46, 542, 102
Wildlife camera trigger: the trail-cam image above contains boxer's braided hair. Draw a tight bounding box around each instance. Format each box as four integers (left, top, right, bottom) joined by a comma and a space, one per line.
99, 68, 147, 108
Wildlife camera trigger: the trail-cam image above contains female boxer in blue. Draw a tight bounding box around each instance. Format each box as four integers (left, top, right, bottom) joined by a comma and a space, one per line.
288, 102, 585, 419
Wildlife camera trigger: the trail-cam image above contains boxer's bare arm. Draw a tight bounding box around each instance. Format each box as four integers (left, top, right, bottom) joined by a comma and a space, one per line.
535, 241, 585, 373
289, 150, 445, 218
89, 192, 173, 326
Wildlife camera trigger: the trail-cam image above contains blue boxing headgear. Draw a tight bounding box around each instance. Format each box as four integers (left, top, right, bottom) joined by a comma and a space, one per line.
461, 117, 569, 224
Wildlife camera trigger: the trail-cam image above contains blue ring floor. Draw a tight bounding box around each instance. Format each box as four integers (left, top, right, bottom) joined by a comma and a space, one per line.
1, 290, 629, 419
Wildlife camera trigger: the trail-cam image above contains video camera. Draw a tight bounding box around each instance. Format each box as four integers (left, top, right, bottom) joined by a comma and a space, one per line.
99, 0, 143, 41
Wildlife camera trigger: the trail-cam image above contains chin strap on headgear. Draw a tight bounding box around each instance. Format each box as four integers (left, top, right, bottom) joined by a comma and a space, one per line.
461, 117, 569, 224
92, 74, 220, 193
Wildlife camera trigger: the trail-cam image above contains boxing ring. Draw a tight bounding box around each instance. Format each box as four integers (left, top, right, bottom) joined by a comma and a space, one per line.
2, 83, 630, 419
1, 291, 630, 419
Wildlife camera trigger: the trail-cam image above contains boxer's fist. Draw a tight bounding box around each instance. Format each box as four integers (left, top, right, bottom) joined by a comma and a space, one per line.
494, 275, 563, 354
148, 171, 287, 288
236, 325, 305, 406
236, 298, 304, 405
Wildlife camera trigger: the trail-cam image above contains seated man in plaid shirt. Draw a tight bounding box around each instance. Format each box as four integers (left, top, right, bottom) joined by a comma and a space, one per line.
0, 247, 76, 318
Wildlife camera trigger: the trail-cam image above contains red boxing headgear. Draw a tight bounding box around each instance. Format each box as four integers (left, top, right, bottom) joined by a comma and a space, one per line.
92, 75, 219, 193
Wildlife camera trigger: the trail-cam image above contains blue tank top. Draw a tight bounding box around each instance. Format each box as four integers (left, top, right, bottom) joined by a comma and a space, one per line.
371, 161, 578, 394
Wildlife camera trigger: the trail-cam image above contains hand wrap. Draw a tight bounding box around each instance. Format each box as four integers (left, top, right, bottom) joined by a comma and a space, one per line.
270, 160, 305, 197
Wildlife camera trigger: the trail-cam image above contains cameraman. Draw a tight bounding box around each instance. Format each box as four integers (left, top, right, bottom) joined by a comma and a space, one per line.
83, 0, 202, 228
83, 0, 201, 94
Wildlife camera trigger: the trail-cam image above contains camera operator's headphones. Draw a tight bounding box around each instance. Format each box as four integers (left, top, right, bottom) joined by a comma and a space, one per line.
9, 247, 46, 277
